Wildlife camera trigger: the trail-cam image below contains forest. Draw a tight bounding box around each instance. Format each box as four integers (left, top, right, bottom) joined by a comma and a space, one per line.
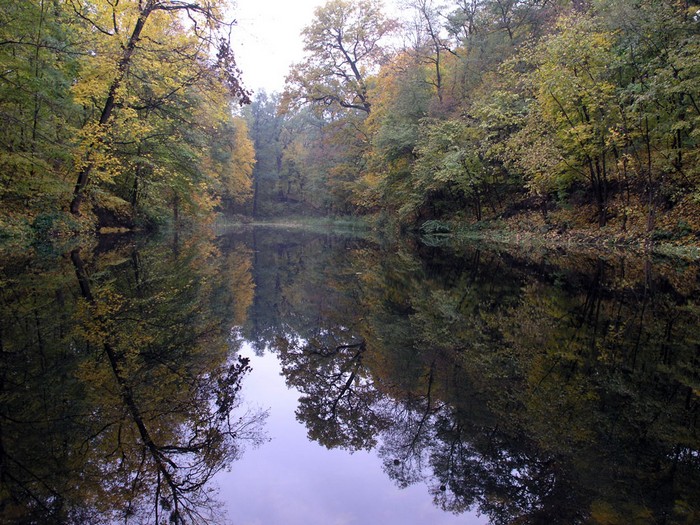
1, 0, 700, 247
0, 0, 254, 239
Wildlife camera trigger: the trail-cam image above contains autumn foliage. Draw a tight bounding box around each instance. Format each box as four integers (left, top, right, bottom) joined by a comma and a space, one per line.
244, 0, 700, 247
0, 0, 253, 237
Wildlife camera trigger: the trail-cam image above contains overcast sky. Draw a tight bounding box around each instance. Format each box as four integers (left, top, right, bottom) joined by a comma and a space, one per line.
230, 0, 326, 95
229, 0, 403, 95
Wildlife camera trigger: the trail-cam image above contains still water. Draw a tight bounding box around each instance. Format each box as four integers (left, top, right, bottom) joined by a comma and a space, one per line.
1, 225, 698, 524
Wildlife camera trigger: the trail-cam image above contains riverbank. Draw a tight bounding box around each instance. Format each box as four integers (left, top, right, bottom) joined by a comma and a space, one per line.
4, 202, 699, 262
427, 199, 700, 261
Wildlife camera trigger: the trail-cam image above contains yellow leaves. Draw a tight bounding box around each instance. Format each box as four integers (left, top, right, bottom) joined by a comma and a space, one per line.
112, 106, 153, 137
285, 0, 393, 114
221, 117, 255, 204
73, 288, 131, 346
72, 126, 122, 186
61, 0, 248, 220
349, 170, 383, 209
534, 18, 617, 133
70, 65, 111, 109
190, 181, 219, 218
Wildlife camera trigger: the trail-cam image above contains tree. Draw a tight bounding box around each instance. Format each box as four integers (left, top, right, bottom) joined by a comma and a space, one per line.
525, 15, 619, 225
243, 91, 284, 216
402, 0, 450, 106
0, 0, 79, 212
68, 0, 250, 215
600, 0, 700, 231
411, 118, 491, 222
282, 0, 396, 115
361, 51, 433, 213
209, 116, 255, 213
0, 0, 254, 235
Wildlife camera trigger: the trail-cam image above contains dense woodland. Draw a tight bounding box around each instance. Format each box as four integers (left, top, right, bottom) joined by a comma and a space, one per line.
248, 0, 700, 245
0, 0, 254, 238
1, 0, 700, 245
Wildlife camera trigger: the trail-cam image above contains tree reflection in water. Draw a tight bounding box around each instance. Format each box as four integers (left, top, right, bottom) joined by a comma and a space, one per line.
278, 336, 392, 451
2, 227, 699, 524
0, 234, 266, 523
240, 229, 700, 525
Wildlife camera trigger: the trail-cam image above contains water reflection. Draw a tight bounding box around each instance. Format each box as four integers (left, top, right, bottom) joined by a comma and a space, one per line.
227, 227, 699, 525
0, 233, 266, 523
2, 227, 699, 524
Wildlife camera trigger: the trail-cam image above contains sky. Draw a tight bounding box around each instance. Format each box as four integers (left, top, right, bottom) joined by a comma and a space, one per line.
230, 0, 327, 95
229, 0, 404, 95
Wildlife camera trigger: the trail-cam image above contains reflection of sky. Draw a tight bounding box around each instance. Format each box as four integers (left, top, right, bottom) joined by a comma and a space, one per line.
216, 344, 485, 525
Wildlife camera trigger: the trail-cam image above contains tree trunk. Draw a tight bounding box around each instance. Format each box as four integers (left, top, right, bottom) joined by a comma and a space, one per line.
70, 7, 152, 215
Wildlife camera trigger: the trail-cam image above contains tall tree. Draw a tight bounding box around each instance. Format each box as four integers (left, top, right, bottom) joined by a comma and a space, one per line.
243, 91, 284, 216
403, 0, 449, 106
68, 0, 249, 215
363, 51, 433, 213
208, 116, 256, 214
526, 15, 619, 226
282, 0, 396, 115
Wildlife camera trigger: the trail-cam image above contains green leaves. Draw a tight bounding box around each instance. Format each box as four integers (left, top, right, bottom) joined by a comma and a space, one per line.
0, 0, 80, 203
409, 118, 488, 221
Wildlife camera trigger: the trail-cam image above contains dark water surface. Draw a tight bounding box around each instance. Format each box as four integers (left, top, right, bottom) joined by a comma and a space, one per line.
1, 226, 698, 524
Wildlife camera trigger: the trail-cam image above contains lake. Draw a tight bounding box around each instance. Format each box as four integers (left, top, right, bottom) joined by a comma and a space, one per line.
1, 225, 698, 524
